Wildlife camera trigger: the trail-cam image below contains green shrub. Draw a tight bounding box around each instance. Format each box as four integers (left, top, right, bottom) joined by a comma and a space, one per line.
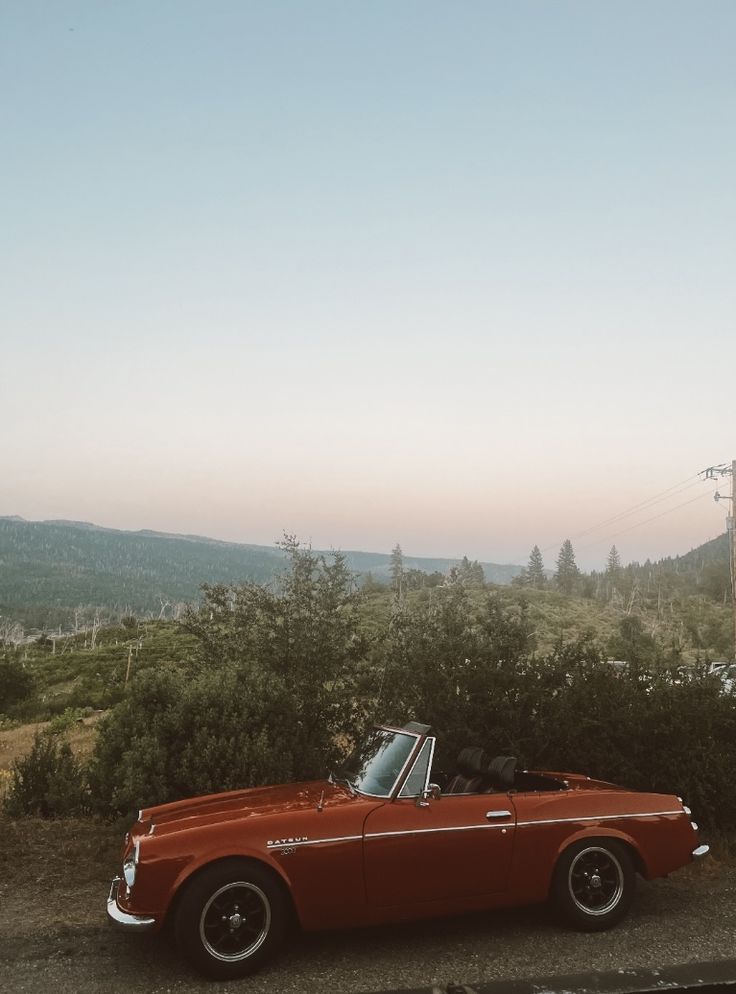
0, 657, 35, 714
89, 539, 367, 814
47, 707, 85, 736
89, 665, 296, 813
4, 732, 89, 817
375, 588, 736, 827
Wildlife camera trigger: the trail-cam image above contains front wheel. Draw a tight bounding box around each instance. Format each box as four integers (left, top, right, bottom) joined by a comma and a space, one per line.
174, 859, 287, 979
552, 839, 635, 931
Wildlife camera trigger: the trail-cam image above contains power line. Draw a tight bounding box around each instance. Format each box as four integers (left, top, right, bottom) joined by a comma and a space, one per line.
540, 473, 702, 553
579, 489, 717, 551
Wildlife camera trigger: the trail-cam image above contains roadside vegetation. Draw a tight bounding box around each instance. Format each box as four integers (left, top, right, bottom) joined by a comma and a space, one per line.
2, 536, 735, 828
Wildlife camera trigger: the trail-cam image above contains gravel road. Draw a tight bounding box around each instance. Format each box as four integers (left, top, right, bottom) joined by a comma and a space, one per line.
0, 855, 732, 994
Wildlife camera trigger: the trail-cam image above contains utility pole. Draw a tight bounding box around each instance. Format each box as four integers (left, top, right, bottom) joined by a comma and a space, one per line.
125, 643, 133, 688
703, 462, 736, 660
731, 460, 736, 662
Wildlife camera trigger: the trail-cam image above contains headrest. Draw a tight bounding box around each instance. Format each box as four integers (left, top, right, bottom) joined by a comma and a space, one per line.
456, 746, 488, 778
486, 755, 517, 788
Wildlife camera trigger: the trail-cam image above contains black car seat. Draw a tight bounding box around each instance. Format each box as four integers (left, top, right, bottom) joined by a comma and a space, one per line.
444, 747, 489, 794
484, 755, 517, 791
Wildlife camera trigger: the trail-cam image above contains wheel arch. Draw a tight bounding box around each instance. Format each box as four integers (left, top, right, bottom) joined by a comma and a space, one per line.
164, 852, 299, 930
550, 828, 648, 894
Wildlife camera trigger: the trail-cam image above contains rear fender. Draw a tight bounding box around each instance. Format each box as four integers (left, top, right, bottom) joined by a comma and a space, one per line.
552, 827, 649, 882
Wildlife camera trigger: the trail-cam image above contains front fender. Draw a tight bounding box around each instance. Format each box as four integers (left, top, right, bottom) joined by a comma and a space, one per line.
126, 841, 296, 924
165, 844, 295, 918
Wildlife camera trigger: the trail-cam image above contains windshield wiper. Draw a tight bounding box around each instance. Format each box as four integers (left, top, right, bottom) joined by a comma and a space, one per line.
328, 771, 357, 796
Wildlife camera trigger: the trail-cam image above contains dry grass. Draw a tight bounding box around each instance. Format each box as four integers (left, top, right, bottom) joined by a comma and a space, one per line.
0, 715, 106, 804
0, 713, 105, 774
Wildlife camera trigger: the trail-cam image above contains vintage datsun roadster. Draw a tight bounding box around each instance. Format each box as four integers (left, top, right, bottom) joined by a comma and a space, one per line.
107, 721, 708, 979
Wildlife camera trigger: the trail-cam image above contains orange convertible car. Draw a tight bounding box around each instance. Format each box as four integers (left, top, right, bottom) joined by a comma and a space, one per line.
107, 721, 708, 979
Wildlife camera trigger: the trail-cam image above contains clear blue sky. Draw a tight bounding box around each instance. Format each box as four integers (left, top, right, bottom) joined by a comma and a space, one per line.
2, 1, 734, 569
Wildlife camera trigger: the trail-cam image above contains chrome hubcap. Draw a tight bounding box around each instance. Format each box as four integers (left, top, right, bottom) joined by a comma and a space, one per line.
199, 881, 271, 962
568, 847, 624, 916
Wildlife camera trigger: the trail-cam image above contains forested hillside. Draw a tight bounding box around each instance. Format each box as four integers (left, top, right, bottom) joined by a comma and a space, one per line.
0, 517, 522, 628
511, 532, 733, 659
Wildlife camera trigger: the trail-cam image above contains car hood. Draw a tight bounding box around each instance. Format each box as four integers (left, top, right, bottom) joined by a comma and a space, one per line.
138, 779, 350, 837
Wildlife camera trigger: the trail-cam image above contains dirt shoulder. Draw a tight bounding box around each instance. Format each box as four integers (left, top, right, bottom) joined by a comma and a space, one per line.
1, 818, 734, 994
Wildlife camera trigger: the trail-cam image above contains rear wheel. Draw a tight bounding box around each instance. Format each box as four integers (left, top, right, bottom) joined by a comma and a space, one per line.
552, 839, 635, 931
175, 860, 287, 979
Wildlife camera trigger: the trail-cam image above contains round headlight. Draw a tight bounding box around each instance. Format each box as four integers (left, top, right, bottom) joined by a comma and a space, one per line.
123, 840, 140, 888
123, 858, 136, 888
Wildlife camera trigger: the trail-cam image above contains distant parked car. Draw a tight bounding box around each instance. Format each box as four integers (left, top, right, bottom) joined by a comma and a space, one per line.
107, 721, 709, 980
717, 663, 736, 694
708, 661, 730, 676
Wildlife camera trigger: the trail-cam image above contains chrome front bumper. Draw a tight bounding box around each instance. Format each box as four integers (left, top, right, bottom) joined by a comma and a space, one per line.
692, 844, 710, 859
107, 877, 157, 931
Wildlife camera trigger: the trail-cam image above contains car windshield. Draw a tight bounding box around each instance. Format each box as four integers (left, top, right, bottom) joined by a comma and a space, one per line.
339, 728, 418, 797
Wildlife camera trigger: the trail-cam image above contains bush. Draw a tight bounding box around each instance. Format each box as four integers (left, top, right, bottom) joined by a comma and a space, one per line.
89, 539, 368, 814
375, 588, 736, 827
4, 732, 89, 817
89, 665, 294, 813
0, 656, 35, 714
47, 707, 85, 736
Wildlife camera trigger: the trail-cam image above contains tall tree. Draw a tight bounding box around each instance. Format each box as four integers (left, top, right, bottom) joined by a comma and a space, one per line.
457, 556, 485, 587
606, 545, 622, 578
527, 545, 546, 588
389, 543, 404, 596
555, 539, 580, 594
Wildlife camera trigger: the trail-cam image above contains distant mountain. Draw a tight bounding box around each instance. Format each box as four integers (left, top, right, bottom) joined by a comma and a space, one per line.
0, 517, 523, 629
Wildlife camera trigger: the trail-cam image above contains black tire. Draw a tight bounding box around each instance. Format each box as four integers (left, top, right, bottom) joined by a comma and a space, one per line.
551, 839, 635, 931
174, 859, 287, 980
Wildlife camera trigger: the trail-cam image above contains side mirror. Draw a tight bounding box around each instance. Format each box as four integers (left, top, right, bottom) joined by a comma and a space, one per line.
416, 783, 442, 807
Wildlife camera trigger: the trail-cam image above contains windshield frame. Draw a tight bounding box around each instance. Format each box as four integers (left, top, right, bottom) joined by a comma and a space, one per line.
398, 735, 436, 798
348, 725, 424, 799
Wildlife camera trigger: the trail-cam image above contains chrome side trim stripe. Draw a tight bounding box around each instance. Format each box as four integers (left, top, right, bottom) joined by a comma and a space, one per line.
266, 809, 685, 849
366, 823, 510, 840
267, 834, 362, 849
516, 809, 683, 827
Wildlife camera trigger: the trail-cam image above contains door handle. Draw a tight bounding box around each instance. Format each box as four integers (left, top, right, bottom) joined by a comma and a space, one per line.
486, 810, 512, 820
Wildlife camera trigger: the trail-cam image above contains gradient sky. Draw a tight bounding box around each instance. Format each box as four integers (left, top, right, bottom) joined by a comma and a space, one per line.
2, 1, 734, 570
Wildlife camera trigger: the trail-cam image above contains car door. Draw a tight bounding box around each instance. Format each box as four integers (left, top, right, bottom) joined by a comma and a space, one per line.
362, 745, 516, 906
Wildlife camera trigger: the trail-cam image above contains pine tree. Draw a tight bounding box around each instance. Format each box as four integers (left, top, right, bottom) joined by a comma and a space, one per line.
555, 539, 580, 595
457, 556, 485, 587
458, 555, 472, 583
470, 560, 485, 586
389, 543, 404, 595
527, 545, 546, 588
606, 545, 622, 577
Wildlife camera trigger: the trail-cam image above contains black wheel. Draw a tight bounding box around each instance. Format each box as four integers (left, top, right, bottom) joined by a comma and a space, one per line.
552, 839, 635, 931
174, 859, 287, 979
